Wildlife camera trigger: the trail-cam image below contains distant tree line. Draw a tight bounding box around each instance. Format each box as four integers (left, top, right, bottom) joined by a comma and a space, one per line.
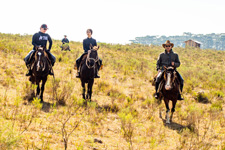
130, 32, 225, 50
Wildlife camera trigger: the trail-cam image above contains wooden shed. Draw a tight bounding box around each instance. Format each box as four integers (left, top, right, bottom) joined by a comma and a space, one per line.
184, 39, 201, 48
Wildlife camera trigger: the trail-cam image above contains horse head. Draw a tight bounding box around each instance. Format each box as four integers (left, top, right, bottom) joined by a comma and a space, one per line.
163, 66, 177, 90
35, 46, 47, 72
86, 46, 99, 69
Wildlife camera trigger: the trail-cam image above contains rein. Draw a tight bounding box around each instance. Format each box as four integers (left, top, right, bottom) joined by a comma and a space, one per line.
86, 50, 99, 69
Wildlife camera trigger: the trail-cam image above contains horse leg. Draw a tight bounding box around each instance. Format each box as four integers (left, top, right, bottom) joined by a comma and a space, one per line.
170, 100, 177, 122
163, 98, 170, 124
87, 79, 94, 101
29, 76, 36, 101
36, 82, 40, 100
40, 77, 47, 103
81, 81, 86, 100
159, 105, 162, 119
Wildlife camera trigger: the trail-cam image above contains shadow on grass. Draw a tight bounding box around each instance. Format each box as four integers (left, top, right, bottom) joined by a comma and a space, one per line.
80, 99, 119, 113
24, 93, 54, 113
97, 104, 119, 113
159, 112, 186, 132
41, 101, 54, 113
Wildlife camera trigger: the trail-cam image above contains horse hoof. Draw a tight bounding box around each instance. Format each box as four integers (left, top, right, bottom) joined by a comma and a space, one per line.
166, 121, 170, 124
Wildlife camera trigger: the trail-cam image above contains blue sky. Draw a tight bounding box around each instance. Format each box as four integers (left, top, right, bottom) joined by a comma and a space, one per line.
0, 0, 225, 44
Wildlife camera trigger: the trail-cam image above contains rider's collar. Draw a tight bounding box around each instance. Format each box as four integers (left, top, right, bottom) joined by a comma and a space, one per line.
165, 49, 173, 54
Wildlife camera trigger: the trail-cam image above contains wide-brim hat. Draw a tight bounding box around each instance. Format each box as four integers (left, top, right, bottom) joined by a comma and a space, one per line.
162, 40, 174, 48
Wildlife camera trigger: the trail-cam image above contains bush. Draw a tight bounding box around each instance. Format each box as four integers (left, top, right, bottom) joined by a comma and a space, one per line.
210, 101, 223, 112
194, 91, 210, 104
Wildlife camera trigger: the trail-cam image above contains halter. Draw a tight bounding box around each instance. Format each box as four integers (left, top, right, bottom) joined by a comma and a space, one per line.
86, 50, 99, 69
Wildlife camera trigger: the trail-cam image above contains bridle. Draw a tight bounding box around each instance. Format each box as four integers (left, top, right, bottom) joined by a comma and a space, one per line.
36, 47, 46, 71
164, 67, 177, 89
86, 50, 99, 69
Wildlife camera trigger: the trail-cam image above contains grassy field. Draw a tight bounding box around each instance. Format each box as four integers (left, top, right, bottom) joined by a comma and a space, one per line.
0, 33, 225, 150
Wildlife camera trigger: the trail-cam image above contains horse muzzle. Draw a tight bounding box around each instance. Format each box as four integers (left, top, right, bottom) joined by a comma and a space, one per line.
165, 85, 172, 90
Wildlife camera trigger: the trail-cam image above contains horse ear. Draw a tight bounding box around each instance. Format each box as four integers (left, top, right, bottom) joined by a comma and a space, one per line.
89, 44, 93, 50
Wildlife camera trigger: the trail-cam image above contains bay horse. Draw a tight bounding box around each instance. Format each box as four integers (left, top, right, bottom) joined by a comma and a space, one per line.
158, 66, 180, 124
29, 46, 51, 102
79, 45, 99, 101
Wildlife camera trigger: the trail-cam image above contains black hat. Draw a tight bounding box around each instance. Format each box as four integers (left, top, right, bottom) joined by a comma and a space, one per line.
41, 24, 48, 29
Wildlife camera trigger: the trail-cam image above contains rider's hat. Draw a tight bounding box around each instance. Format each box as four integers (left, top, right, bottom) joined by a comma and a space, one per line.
162, 40, 174, 48
41, 24, 48, 29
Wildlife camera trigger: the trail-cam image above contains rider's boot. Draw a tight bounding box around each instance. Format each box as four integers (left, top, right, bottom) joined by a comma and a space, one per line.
49, 61, 55, 76
76, 61, 81, 78
76, 72, 80, 78
178, 94, 184, 100
26, 69, 32, 76
95, 70, 100, 78
178, 83, 184, 100
49, 69, 54, 76
154, 82, 159, 99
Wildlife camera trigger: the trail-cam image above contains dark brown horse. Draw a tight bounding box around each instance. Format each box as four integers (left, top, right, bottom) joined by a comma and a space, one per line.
158, 66, 180, 124
79, 46, 99, 101
29, 46, 51, 102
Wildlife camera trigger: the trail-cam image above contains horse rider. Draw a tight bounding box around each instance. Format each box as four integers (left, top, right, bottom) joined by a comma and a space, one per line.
76, 29, 102, 78
155, 40, 184, 100
62, 35, 69, 44
24, 24, 56, 76
61, 35, 70, 50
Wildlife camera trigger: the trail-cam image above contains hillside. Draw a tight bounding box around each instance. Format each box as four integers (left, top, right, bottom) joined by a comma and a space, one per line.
0, 33, 225, 150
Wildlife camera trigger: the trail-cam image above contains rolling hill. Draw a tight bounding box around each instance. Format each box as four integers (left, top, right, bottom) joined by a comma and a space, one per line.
0, 33, 225, 150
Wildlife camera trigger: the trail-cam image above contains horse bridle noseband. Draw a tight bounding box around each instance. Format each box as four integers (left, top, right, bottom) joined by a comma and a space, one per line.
86, 50, 99, 69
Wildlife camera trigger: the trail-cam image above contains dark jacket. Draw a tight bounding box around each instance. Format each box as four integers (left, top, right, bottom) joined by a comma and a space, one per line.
32, 32, 52, 51
62, 38, 69, 43
83, 37, 97, 53
156, 49, 180, 70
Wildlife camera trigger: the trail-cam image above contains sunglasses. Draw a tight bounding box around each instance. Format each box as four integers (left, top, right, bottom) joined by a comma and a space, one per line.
43, 28, 47, 30
165, 45, 171, 47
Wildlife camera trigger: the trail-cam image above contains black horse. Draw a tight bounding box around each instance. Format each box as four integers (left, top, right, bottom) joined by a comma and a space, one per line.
29, 46, 51, 102
158, 66, 180, 124
79, 45, 99, 101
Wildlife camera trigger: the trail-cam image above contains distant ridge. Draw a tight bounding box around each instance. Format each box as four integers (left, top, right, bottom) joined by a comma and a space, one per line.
130, 32, 225, 50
